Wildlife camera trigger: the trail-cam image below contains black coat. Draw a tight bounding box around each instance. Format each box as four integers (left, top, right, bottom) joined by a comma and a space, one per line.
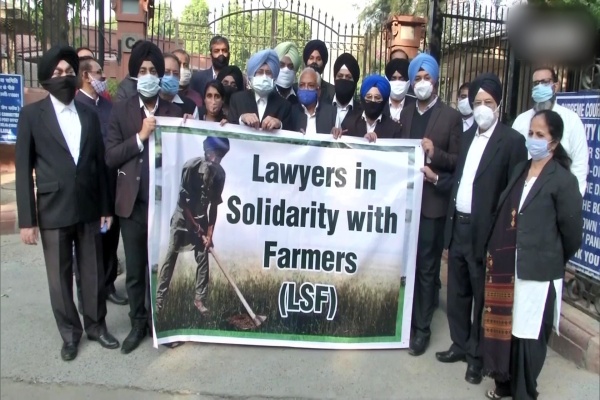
382, 95, 416, 121
291, 102, 337, 134
227, 89, 293, 130
116, 75, 138, 103
15, 96, 110, 229
190, 68, 215, 99
343, 111, 402, 139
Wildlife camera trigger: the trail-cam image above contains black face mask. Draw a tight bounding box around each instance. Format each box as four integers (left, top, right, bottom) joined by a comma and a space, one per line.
222, 85, 237, 104
334, 79, 356, 105
308, 62, 323, 75
362, 100, 386, 120
211, 55, 229, 70
41, 76, 78, 104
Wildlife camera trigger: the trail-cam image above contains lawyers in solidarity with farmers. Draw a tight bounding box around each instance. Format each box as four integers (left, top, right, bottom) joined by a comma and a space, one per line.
15, 35, 587, 400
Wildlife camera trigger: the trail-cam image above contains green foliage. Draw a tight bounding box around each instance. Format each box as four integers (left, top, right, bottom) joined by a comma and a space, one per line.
106, 77, 119, 98
149, 1, 175, 39
179, 0, 211, 55
528, 0, 600, 24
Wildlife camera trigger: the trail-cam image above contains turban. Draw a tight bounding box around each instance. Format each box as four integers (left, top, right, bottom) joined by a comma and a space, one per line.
204, 136, 230, 157
468, 73, 503, 106
333, 53, 360, 82
360, 75, 391, 102
247, 49, 280, 79
274, 41, 301, 71
302, 39, 329, 67
408, 53, 439, 84
38, 46, 79, 82
385, 59, 410, 81
217, 65, 244, 91
128, 41, 165, 78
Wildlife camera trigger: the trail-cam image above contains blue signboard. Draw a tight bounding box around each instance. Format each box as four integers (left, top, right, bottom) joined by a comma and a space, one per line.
556, 91, 600, 281
0, 73, 24, 144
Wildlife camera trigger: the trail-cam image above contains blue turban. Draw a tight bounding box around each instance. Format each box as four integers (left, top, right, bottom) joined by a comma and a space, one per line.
360, 75, 391, 102
408, 53, 439, 84
247, 49, 280, 80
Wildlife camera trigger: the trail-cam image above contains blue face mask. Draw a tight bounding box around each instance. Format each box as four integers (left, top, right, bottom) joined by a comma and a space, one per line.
526, 137, 551, 160
160, 74, 180, 96
531, 84, 554, 103
297, 89, 318, 106
137, 74, 160, 98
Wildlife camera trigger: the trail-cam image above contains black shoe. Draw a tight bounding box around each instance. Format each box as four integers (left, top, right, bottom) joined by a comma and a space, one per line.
107, 292, 129, 305
408, 336, 429, 356
121, 327, 147, 354
61, 342, 78, 361
465, 364, 483, 385
88, 331, 120, 349
436, 349, 466, 363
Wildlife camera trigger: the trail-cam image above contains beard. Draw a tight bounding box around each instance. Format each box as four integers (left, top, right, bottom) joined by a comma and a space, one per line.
533, 95, 556, 112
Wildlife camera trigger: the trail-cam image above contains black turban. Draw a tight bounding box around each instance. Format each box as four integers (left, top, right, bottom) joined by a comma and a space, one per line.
38, 46, 78, 82
385, 59, 410, 81
333, 53, 360, 82
204, 136, 230, 157
128, 41, 165, 78
303, 40, 329, 66
217, 65, 244, 91
468, 73, 502, 106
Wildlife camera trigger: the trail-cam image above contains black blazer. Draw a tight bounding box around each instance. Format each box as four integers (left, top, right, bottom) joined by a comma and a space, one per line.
105, 96, 183, 218
336, 98, 362, 129
488, 159, 583, 281
344, 112, 402, 139
116, 75, 138, 103
173, 94, 197, 116
383, 95, 416, 121
320, 80, 336, 105
190, 68, 214, 99
15, 96, 110, 230
291, 102, 336, 134
443, 122, 528, 261
227, 89, 293, 130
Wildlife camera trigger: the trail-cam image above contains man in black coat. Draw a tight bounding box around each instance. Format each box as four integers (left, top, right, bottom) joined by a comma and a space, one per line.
302, 40, 335, 104
190, 35, 230, 98
436, 73, 528, 385
15, 46, 119, 361
291, 68, 336, 134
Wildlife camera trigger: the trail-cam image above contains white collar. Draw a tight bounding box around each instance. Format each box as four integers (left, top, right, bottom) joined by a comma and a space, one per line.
389, 97, 405, 108
333, 95, 354, 109
49, 94, 76, 113
172, 94, 184, 104
79, 88, 99, 105
477, 119, 498, 138
139, 96, 159, 114
255, 92, 268, 103
302, 102, 319, 117
361, 111, 382, 123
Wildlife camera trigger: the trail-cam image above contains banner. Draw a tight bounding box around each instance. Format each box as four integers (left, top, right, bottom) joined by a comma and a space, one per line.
556, 91, 600, 281
0, 74, 24, 144
148, 118, 424, 349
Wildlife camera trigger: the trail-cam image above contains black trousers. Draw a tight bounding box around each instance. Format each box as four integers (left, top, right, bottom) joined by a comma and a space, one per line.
40, 222, 107, 343
120, 201, 150, 329
495, 284, 556, 400
447, 213, 486, 367
411, 215, 446, 339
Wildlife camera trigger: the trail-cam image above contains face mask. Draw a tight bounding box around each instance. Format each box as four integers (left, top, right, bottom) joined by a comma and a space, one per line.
137, 74, 161, 98
223, 85, 237, 103
42, 76, 78, 104
334, 79, 356, 105
276, 67, 295, 89
457, 98, 472, 116
180, 68, 192, 86
389, 80, 409, 101
362, 101, 386, 120
308, 62, 323, 75
251, 75, 274, 97
211, 54, 229, 70
473, 105, 498, 131
160, 74, 180, 96
531, 83, 554, 103
297, 89, 318, 106
413, 80, 434, 100
526, 137, 552, 160
90, 77, 108, 96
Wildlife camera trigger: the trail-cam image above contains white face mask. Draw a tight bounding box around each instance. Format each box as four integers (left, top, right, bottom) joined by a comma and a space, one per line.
413, 80, 434, 100
179, 68, 192, 86
276, 67, 295, 89
251, 75, 275, 97
457, 98, 472, 116
389, 80, 410, 101
473, 104, 498, 131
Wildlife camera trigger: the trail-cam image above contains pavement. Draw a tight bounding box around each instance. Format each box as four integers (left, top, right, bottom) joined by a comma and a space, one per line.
1, 173, 600, 399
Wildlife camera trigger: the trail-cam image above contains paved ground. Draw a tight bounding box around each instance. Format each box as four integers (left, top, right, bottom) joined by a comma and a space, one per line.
1, 231, 599, 400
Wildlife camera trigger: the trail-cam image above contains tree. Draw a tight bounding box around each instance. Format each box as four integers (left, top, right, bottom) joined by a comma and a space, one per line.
148, 1, 175, 40
179, 0, 210, 55
528, 0, 600, 23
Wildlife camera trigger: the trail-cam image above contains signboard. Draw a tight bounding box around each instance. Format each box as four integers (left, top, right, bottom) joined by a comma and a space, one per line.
0, 74, 24, 144
148, 118, 424, 349
556, 91, 600, 281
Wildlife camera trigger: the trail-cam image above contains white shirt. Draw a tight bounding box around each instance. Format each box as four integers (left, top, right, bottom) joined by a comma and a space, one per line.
389, 98, 405, 122
136, 97, 159, 152
49, 95, 81, 164
512, 103, 589, 195
302, 103, 318, 135
463, 115, 474, 132
512, 177, 563, 339
416, 96, 438, 115
362, 111, 382, 133
333, 96, 354, 128
455, 120, 497, 213
239, 93, 281, 128
173, 94, 199, 120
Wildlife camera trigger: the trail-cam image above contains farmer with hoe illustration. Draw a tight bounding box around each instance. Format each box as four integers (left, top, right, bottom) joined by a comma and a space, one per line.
156, 136, 230, 315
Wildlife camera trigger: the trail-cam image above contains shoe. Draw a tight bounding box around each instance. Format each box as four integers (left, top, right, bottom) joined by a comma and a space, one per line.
408, 336, 429, 356
61, 342, 78, 361
162, 341, 185, 349
194, 299, 209, 315
121, 327, 147, 354
88, 331, 120, 349
485, 389, 509, 399
465, 364, 483, 385
107, 292, 129, 305
436, 349, 466, 363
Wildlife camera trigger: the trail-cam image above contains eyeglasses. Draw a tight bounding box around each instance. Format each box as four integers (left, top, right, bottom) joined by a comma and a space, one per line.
88, 70, 103, 76
532, 78, 554, 87
364, 95, 383, 103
